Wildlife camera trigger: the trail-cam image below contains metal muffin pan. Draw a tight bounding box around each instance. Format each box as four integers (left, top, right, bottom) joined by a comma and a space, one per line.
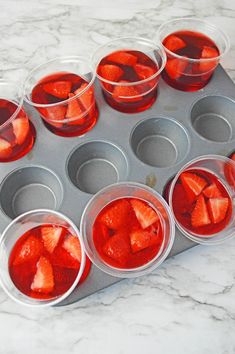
0, 65, 235, 306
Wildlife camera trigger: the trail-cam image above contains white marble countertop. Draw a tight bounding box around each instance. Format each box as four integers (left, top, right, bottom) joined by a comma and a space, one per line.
0, 1, 235, 353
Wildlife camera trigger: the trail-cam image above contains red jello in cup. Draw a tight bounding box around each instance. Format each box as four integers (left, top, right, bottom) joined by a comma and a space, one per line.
92, 37, 166, 113
168, 155, 235, 245
0, 81, 36, 162
24, 57, 98, 137
0, 210, 90, 307
158, 18, 230, 91
81, 182, 175, 277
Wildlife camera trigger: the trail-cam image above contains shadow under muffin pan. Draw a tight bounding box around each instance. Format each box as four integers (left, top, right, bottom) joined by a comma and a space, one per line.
0, 65, 235, 306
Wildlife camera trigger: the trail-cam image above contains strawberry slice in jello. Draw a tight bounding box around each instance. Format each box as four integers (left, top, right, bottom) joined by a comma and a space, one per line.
165, 58, 188, 80
112, 81, 141, 102
134, 64, 156, 80
191, 194, 211, 228
107, 50, 137, 66
31, 256, 54, 294
42, 105, 67, 128
0, 138, 12, 159
12, 117, 30, 145
74, 83, 94, 112
103, 231, 130, 265
180, 172, 207, 203
43, 81, 72, 99
100, 199, 132, 230
164, 35, 186, 52
130, 199, 159, 229
199, 46, 219, 72
66, 93, 85, 126
41, 226, 63, 253
129, 226, 161, 253
207, 197, 229, 224
63, 234, 82, 263
203, 183, 222, 198
13, 235, 43, 266
99, 64, 124, 82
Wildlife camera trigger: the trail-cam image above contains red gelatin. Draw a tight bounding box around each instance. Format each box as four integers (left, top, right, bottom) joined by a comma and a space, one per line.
92, 197, 164, 269
31, 72, 98, 137
9, 224, 90, 300
0, 99, 36, 162
97, 50, 159, 113
162, 30, 220, 91
172, 169, 232, 236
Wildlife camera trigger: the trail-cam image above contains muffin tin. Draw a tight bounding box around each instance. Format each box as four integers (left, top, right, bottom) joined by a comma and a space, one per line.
0, 65, 235, 306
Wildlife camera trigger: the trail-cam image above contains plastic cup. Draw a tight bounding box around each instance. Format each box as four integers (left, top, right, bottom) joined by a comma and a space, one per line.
157, 18, 230, 91
24, 56, 98, 137
92, 37, 166, 113
0, 209, 86, 307
0, 80, 36, 162
80, 182, 175, 278
168, 155, 235, 245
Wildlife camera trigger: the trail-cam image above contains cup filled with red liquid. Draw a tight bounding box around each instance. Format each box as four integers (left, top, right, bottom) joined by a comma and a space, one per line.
92, 37, 166, 113
0, 209, 91, 307
80, 182, 175, 277
24, 56, 98, 137
168, 155, 235, 245
0, 80, 36, 162
158, 18, 230, 91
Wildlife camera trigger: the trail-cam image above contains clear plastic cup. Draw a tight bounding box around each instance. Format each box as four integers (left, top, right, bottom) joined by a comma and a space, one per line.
168, 155, 235, 245
24, 56, 98, 137
0, 80, 36, 162
80, 182, 175, 277
92, 37, 166, 113
157, 18, 230, 91
0, 209, 86, 307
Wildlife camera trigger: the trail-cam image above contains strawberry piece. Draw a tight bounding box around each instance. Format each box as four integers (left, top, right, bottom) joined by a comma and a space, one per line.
31, 256, 54, 294
107, 51, 137, 66
134, 64, 156, 80
180, 172, 207, 203
207, 197, 229, 224
224, 160, 235, 188
43, 81, 72, 99
52, 246, 80, 269
112, 81, 141, 102
43, 105, 67, 128
199, 46, 219, 72
74, 83, 94, 111
12, 117, 29, 145
41, 226, 63, 253
0, 138, 12, 159
164, 35, 186, 52
100, 199, 131, 230
203, 183, 222, 198
99, 64, 124, 82
66, 93, 83, 118
13, 235, 42, 266
165, 58, 188, 80
63, 234, 82, 263
130, 199, 159, 229
191, 195, 211, 228
129, 227, 160, 253
103, 232, 130, 265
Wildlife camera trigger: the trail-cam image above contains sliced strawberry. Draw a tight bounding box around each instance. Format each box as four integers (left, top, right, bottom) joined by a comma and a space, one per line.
134, 64, 156, 80
199, 46, 219, 72
12, 117, 29, 145
165, 58, 188, 80
129, 227, 160, 253
180, 172, 207, 203
31, 256, 54, 294
43, 81, 72, 99
0, 138, 12, 159
224, 159, 235, 188
103, 232, 130, 265
42, 105, 67, 128
107, 51, 137, 66
100, 199, 132, 230
63, 234, 82, 263
130, 199, 159, 229
191, 194, 211, 228
203, 183, 222, 198
112, 81, 141, 102
74, 83, 94, 111
207, 197, 229, 224
13, 235, 42, 266
99, 64, 124, 81
164, 35, 186, 52
41, 226, 63, 253
65, 93, 85, 126
52, 246, 80, 269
